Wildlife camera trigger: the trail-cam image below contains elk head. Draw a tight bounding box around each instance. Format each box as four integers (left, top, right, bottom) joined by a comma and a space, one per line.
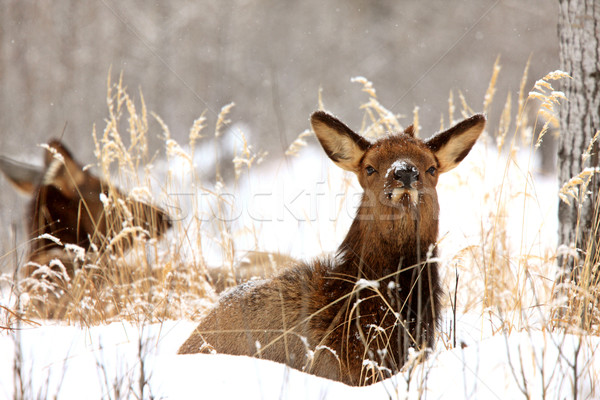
311, 111, 486, 251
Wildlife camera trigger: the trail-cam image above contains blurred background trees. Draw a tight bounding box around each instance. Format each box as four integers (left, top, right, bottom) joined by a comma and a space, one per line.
0, 0, 558, 260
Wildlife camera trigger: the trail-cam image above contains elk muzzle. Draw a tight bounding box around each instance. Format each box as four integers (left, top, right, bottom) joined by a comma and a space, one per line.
387, 161, 419, 205
393, 163, 419, 187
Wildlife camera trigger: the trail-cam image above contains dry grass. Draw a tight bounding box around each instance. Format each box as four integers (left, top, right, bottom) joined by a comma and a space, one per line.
0, 60, 599, 393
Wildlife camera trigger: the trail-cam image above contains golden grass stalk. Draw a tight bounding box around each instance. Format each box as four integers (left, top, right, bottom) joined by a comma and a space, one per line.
350, 76, 377, 98
285, 129, 312, 157
448, 90, 455, 125
351, 76, 402, 139
458, 89, 474, 119
527, 71, 569, 149
215, 102, 235, 138
232, 128, 267, 179
514, 56, 531, 140
559, 167, 599, 206
412, 106, 420, 138
189, 113, 207, 148
497, 92, 511, 152
483, 55, 501, 114
582, 130, 600, 164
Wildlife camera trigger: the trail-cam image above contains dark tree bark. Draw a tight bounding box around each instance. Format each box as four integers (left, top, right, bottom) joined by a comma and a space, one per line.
557, 0, 600, 274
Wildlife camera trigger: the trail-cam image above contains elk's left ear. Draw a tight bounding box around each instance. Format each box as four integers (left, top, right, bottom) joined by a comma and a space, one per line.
0, 156, 43, 195
426, 114, 485, 173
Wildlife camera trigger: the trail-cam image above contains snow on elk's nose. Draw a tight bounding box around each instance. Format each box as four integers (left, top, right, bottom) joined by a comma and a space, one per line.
393, 163, 419, 188
386, 161, 420, 205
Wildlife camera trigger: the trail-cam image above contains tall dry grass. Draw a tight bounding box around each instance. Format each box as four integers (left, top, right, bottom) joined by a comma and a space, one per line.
0, 60, 598, 392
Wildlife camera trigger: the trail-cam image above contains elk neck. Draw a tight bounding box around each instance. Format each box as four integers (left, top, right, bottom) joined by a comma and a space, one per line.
333, 196, 439, 282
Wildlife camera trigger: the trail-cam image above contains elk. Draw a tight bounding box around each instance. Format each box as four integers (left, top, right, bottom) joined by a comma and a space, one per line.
0, 140, 171, 280
179, 111, 485, 385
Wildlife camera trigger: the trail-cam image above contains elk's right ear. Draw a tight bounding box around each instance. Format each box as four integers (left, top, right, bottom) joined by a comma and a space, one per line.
310, 111, 370, 173
43, 140, 87, 199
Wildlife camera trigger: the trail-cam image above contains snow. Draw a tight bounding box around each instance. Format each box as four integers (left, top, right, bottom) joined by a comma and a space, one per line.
355, 279, 380, 290
386, 160, 411, 179
1, 141, 599, 399
157, 143, 358, 267
0, 320, 598, 399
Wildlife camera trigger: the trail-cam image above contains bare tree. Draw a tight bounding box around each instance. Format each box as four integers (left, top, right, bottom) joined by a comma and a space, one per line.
557, 0, 600, 275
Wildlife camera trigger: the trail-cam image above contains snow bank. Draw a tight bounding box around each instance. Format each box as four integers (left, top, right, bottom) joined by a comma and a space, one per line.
1, 320, 598, 399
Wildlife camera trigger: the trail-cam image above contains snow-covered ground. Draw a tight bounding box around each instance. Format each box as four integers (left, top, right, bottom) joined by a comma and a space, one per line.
1, 137, 598, 399
1, 319, 598, 399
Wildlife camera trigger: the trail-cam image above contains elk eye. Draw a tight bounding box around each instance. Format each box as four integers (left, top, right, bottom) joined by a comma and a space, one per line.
427, 166, 437, 176
366, 166, 376, 176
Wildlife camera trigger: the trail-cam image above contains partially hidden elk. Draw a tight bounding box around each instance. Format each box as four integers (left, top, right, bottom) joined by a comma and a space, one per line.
0, 140, 171, 282
178, 111, 486, 385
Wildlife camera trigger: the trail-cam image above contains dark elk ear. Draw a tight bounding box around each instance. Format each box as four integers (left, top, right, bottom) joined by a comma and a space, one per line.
426, 114, 486, 173
0, 155, 44, 195
310, 111, 371, 173
43, 140, 88, 199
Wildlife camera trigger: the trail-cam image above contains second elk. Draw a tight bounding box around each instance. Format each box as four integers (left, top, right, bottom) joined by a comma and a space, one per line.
1, 140, 171, 313
179, 111, 485, 385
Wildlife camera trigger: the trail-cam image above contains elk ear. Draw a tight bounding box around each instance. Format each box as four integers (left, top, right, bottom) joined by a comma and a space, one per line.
0, 155, 44, 195
310, 111, 370, 173
43, 140, 87, 199
426, 114, 485, 173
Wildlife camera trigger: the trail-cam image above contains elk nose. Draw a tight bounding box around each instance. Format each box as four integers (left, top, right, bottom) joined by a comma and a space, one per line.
393, 165, 419, 187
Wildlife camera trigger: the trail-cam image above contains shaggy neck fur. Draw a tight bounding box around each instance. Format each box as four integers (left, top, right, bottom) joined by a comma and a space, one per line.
334, 197, 439, 281
323, 197, 442, 379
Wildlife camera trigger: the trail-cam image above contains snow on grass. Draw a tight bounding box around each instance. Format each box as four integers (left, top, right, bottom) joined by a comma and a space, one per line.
1, 319, 598, 399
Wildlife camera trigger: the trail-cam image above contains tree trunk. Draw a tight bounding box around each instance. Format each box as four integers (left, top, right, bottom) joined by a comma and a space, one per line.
557, 0, 600, 274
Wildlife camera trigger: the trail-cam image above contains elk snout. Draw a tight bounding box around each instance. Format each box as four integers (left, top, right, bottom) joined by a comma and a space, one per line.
393, 164, 419, 188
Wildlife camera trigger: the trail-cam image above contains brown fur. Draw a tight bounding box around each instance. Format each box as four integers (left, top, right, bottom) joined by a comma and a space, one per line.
179, 111, 485, 385
4, 140, 172, 278
206, 251, 297, 293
